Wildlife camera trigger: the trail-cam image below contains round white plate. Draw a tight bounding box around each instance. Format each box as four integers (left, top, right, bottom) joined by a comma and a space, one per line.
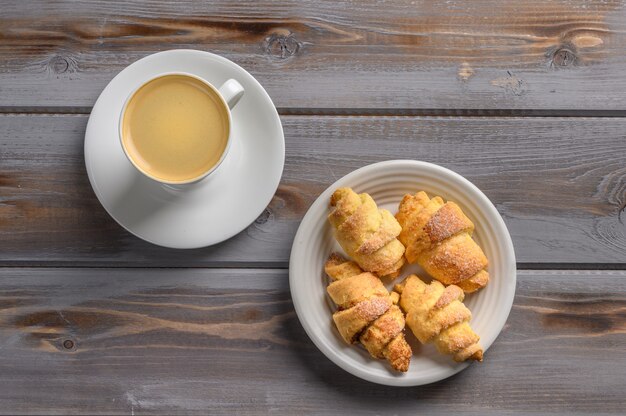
85, 50, 284, 248
289, 160, 516, 386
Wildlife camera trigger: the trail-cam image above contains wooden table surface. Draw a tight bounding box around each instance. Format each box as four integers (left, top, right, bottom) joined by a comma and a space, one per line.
1, 1, 625, 414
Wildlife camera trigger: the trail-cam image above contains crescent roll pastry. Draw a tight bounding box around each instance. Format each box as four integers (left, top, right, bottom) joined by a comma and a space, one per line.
325, 253, 411, 372
395, 275, 483, 362
328, 188, 405, 278
396, 191, 488, 293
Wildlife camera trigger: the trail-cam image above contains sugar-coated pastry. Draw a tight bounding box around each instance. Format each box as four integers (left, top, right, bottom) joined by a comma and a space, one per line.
396, 191, 488, 292
329, 188, 405, 278
325, 253, 411, 372
395, 275, 483, 362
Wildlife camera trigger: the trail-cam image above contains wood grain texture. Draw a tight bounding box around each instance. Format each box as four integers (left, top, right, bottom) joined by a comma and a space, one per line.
1, 0, 626, 111
0, 268, 623, 415
1, 114, 624, 266
2, 2, 624, 415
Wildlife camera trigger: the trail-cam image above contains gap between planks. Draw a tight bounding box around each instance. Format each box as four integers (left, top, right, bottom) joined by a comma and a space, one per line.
3, 107, 626, 118
0, 262, 623, 270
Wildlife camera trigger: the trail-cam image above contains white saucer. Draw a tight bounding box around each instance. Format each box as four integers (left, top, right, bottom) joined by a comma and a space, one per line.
85, 50, 285, 249
289, 160, 516, 386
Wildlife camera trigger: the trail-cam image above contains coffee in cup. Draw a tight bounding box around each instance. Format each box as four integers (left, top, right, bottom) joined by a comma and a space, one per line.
119, 73, 244, 184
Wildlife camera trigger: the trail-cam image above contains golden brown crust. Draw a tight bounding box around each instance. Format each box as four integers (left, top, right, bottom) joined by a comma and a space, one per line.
424, 202, 474, 244
389, 291, 400, 305
359, 305, 404, 358
383, 333, 411, 373
329, 188, 405, 277
434, 285, 465, 309
332, 297, 392, 343
397, 275, 483, 362
356, 210, 402, 255
418, 233, 488, 286
454, 342, 484, 362
396, 191, 489, 292
398, 193, 442, 262
325, 252, 364, 281
456, 270, 489, 293
325, 254, 412, 372
327, 272, 389, 309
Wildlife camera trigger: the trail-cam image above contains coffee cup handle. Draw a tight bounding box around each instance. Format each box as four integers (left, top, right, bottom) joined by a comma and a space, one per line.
218, 79, 245, 110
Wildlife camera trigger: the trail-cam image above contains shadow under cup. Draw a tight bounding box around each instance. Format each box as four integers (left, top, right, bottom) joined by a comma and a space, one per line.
119, 73, 234, 185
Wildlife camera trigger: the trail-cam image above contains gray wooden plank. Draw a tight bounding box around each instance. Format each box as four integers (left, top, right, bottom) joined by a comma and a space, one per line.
1, 114, 625, 266
0, 268, 623, 415
1, 1, 626, 111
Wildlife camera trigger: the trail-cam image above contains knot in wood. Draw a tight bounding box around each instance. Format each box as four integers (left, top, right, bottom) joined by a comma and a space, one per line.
49, 56, 70, 74
552, 48, 576, 67
264, 32, 301, 59
255, 208, 272, 225
63, 339, 75, 350
618, 199, 626, 224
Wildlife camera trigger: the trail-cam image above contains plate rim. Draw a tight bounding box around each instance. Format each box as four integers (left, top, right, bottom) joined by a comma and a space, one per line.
84, 49, 285, 249
289, 159, 517, 386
